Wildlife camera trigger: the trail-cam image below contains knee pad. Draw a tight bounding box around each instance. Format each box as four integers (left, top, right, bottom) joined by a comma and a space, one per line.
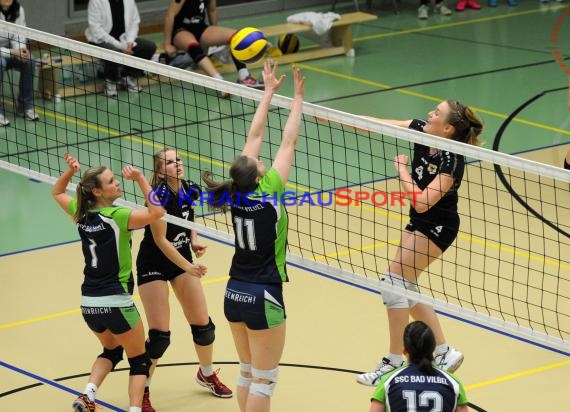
146, 329, 171, 359
237, 362, 252, 388
98, 345, 123, 370
381, 274, 419, 309
128, 352, 151, 377
407, 281, 419, 308
249, 367, 278, 398
187, 42, 206, 64
191, 318, 215, 346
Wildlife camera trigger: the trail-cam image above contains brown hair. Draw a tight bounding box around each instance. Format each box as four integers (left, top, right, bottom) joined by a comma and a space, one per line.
74, 166, 108, 223
201, 155, 259, 212
445, 99, 483, 146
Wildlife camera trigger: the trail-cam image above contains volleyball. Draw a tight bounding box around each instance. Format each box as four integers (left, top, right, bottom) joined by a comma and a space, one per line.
278, 33, 300, 54
230, 27, 268, 64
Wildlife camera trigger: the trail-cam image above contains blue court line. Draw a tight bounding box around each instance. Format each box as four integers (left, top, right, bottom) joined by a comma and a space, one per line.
201, 234, 570, 358
0, 360, 126, 410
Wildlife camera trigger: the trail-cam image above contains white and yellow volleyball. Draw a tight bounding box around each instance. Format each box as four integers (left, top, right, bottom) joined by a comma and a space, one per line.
230, 27, 268, 64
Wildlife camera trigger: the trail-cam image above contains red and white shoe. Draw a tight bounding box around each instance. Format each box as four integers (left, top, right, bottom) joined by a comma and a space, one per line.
142, 387, 156, 412
196, 368, 233, 398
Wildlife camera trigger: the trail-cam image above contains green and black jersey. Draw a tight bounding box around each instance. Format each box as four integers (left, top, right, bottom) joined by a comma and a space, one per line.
229, 168, 288, 284
69, 199, 133, 299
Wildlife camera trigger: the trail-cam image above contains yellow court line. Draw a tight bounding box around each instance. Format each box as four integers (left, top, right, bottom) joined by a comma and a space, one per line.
458, 232, 570, 271
465, 359, 570, 391
0, 276, 230, 330
295, 64, 570, 136
314, 239, 400, 261
356, 7, 561, 42
0, 308, 80, 329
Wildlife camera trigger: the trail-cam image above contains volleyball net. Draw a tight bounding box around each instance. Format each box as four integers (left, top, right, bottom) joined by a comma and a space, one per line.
1, 22, 569, 353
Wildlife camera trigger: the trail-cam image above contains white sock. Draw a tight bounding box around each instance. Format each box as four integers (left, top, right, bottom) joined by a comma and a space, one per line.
212, 73, 224, 80
200, 365, 214, 377
129, 407, 142, 412
386, 353, 404, 366
435, 343, 449, 355
145, 377, 152, 388
237, 68, 250, 81
84, 382, 97, 402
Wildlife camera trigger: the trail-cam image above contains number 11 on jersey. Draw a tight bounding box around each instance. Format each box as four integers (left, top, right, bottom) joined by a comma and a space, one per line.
234, 216, 257, 251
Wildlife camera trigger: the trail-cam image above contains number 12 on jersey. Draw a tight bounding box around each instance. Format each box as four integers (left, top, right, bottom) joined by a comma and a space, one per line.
234, 216, 257, 251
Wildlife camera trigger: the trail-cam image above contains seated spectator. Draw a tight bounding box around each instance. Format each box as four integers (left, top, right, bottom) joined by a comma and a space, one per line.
164, 0, 262, 89
85, 0, 157, 97
0, 0, 39, 126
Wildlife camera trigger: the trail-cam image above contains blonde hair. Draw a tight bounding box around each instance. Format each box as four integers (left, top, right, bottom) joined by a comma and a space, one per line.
150, 147, 176, 187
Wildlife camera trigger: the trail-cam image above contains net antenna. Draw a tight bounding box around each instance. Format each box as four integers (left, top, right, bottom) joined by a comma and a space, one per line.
1, 21, 569, 353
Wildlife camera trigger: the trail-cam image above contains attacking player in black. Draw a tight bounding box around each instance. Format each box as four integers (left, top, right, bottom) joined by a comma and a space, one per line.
357, 100, 484, 387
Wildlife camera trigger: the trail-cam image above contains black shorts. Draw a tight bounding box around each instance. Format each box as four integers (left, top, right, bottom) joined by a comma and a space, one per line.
224, 278, 286, 330
81, 304, 141, 334
137, 266, 185, 286
405, 214, 459, 252
173, 22, 209, 43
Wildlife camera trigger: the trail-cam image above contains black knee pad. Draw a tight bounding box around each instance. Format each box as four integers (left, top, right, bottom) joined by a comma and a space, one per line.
128, 352, 151, 377
98, 346, 123, 370
191, 317, 215, 346
187, 42, 206, 64
146, 329, 171, 359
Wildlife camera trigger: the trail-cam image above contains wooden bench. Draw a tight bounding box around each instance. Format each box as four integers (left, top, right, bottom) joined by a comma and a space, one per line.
38, 11, 377, 99
216, 11, 378, 74
38, 54, 160, 99
38, 55, 99, 99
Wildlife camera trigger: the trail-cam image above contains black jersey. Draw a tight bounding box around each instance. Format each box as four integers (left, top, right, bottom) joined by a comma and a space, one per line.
174, 0, 208, 26
372, 364, 468, 412
408, 119, 465, 223
137, 179, 201, 274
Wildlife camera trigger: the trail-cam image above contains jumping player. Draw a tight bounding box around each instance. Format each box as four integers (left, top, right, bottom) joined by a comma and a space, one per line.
356, 100, 483, 386
201, 60, 304, 412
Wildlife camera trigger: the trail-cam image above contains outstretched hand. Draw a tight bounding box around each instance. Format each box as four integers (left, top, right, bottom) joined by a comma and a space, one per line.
291, 65, 305, 98
262, 59, 286, 94
63, 152, 80, 172
121, 165, 143, 181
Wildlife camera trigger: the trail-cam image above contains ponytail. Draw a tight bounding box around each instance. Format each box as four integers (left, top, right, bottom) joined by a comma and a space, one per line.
446, 99, 483, 146
74, 166, 107, 223
201, 171, 233, 212
201, 155, 260, 212
403, 321, 437, 375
